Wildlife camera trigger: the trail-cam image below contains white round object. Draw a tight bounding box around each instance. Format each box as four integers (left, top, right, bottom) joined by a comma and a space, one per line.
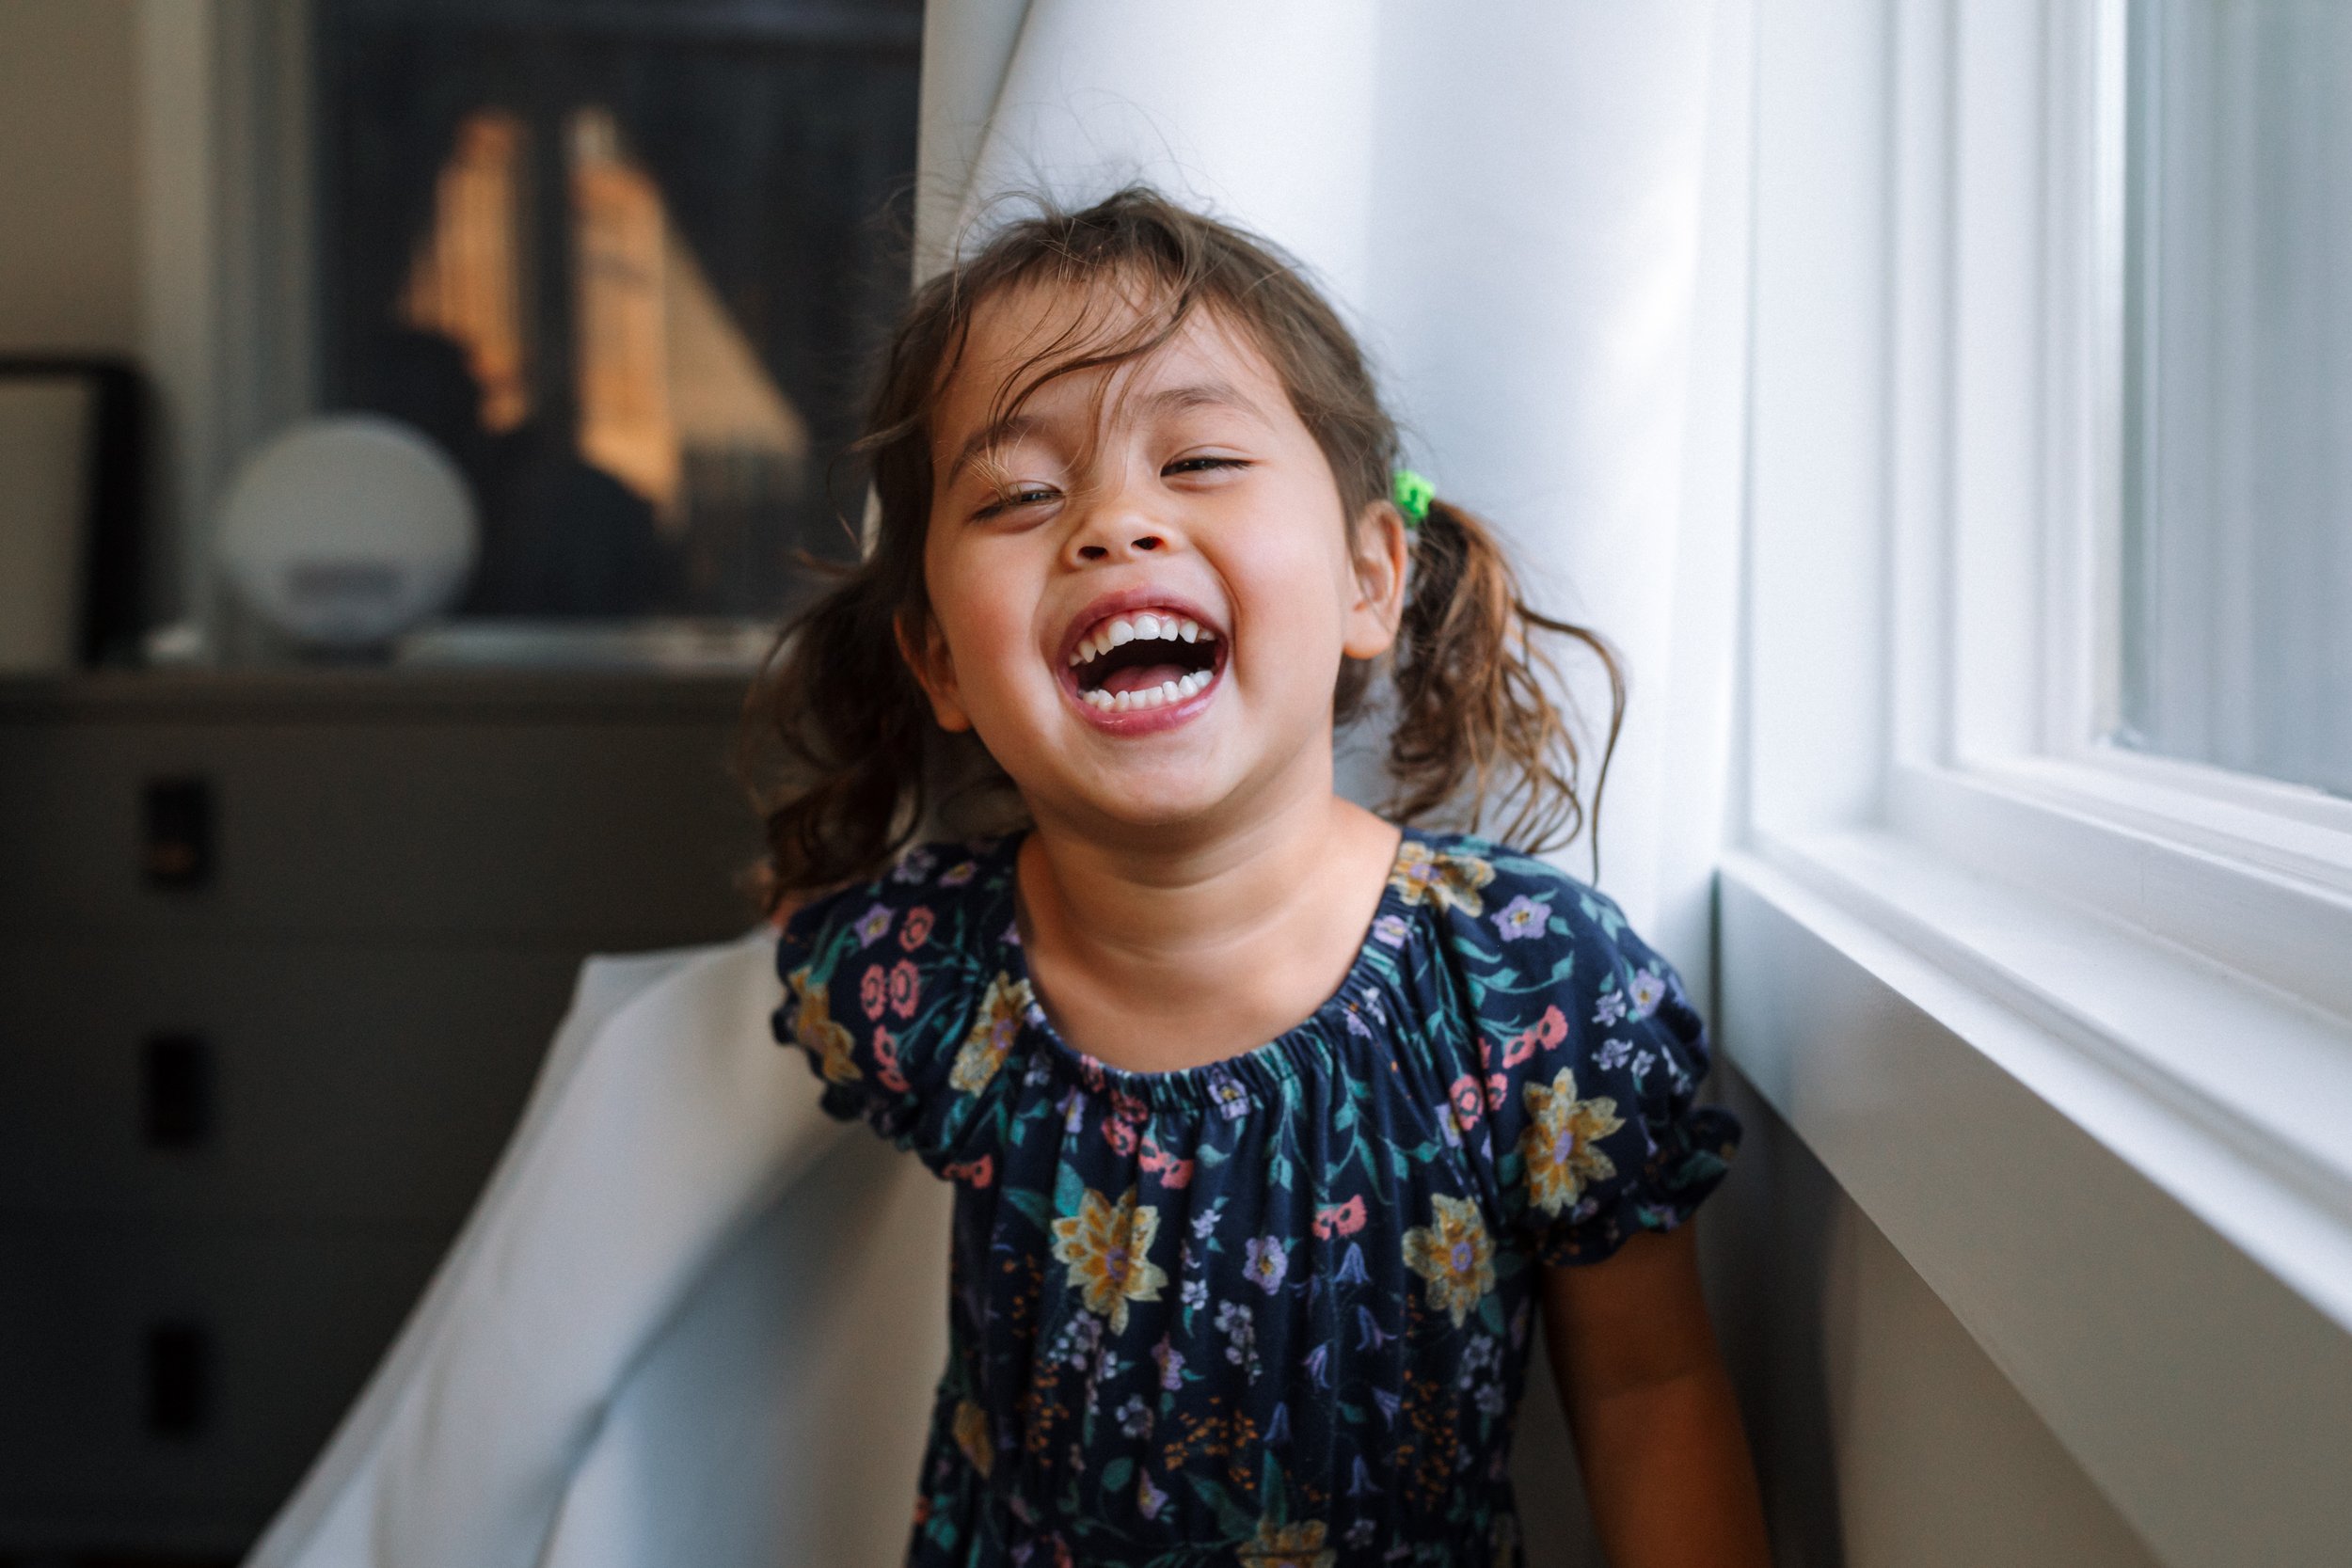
215, 414, 478, 650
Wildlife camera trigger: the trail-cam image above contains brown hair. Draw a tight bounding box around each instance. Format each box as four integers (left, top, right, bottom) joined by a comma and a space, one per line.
740, 186, 1623, 907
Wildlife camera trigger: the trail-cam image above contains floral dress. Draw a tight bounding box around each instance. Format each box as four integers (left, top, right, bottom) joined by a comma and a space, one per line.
773, 829, 1740, 1568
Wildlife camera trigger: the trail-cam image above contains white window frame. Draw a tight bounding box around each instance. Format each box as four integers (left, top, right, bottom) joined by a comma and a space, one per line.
1723, 2, 2352, 1561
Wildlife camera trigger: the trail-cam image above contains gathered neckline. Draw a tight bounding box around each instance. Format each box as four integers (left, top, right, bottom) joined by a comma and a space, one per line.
980, 826, 1428, 1110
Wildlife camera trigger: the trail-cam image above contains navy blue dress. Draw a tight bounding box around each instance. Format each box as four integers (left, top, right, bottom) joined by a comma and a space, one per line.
773, 828, 1739, 1567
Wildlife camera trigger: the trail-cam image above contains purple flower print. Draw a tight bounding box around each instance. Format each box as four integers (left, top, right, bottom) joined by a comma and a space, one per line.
1372, 912, 1409, 948
1629, 967, 1668, 1018
1492, 894, 1550, 942
1243, 1235, 1288, 1294
852, 902, 892, 946
1151, 1337, 1185, 1391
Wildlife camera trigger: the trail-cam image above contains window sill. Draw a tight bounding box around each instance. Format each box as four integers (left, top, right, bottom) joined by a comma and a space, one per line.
1720, 832, 2352, 1568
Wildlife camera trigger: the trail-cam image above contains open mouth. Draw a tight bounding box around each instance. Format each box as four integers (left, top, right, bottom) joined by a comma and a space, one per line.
1064, 610, 1222, 714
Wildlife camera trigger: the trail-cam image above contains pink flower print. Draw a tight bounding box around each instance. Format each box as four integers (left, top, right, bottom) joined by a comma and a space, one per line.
1140, 1138, 1193, 1188
1110, 1088, 1151, 1126
1502, 1029, 1537, 1069
872, 1027, 910, 1093
1103, 1117, 1137, 1156
852, 902, 892, 946
1486, 1072, 1510, 1112
858, 964, 888, 1022
1313, 1196, 1368, 1240
1450, 1074, 1485, 1128
1535, 1005, 1569, 1049
886, 958, 920, 1019
1492, 893, 1550, 942
943, 1153, 994, 1189
899, 906, 934, 951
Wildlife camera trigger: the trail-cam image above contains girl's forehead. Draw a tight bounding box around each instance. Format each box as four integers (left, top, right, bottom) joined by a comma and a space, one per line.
935, 279, 1288, 445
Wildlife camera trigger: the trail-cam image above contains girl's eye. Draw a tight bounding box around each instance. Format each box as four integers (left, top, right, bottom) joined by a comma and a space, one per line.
975, 486, 1059, 520
1163, 455, 1248, 477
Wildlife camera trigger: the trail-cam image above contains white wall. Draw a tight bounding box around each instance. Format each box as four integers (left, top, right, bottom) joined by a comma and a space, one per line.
1706, 1069, 2163, 1568
0, 0, 141, 354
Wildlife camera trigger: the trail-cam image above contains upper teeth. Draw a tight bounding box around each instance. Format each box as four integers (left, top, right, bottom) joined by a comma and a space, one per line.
1068, 612, 1211, 667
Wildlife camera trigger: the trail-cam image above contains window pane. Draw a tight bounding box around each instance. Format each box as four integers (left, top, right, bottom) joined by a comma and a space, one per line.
318, 0, 921, 623
2121, 0, 2352, 797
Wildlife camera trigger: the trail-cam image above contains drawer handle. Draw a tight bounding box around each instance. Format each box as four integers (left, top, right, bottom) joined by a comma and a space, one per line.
144, 1321, 213, 1439
142, 1032, 214, 1149
142, 775, 214, 889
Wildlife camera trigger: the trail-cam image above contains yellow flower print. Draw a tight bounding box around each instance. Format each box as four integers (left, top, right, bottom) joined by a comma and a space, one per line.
951, 1398, 993, 1478
1388, 840, 1496, 917
1402, 1193, 1495, 1328
787, 967, 858, 1085
947, 972, 1032, 1095
1241, 1518, 1335, 1568
1049, 1185, 1168, 1335
1520, 1068, 1623, 1215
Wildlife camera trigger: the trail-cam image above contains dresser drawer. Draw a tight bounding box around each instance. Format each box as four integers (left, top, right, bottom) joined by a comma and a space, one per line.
0, 714, 758, 942
0, 942, 583, 1224
0, 1218, 443, 1554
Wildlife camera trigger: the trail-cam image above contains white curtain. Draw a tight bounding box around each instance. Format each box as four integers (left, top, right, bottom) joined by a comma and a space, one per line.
919, 0, 1756, 990
922, 14, 1755, 1562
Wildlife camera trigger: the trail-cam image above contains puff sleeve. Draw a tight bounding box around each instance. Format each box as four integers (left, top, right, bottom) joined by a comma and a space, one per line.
1430, 844, 1740, 1266
771, 841, 1021, 1173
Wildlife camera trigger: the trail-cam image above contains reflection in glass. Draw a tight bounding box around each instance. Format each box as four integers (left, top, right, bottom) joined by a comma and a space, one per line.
2121, 1, 2352, 797
320, 0, 920, 626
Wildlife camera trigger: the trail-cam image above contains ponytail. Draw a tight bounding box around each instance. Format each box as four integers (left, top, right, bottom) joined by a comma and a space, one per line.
1380, 498, 1625, 863
739, 562, 934, 912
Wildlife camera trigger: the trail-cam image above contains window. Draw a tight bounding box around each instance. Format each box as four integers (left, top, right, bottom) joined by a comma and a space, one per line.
316, 0, 921, 624
2119, 1, 2352, 799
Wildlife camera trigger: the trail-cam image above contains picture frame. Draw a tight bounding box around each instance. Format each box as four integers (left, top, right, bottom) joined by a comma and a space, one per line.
0, 357, 145, 671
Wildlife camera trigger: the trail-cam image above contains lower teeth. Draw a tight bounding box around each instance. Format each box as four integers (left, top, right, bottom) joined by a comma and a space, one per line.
1086, 673, 1210, 712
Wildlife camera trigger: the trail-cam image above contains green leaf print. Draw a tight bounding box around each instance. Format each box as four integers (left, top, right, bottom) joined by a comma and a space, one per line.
1185, 1473, 1256, 1537
1054, 1162, 1086, 1218
1101, 1456, 1135, 1494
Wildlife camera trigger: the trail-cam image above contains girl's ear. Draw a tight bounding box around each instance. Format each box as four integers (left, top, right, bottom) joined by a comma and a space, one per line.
894, 609, 975, 733
1342, 499, 1411, 660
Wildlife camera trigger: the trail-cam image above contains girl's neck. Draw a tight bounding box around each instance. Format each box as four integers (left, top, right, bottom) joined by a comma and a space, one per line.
1014, 787, 1402, 1071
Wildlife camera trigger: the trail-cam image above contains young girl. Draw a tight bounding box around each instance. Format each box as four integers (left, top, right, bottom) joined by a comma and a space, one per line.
752, 188, 1766, 1567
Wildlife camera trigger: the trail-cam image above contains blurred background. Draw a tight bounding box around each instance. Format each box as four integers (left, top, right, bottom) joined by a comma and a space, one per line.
0, 0, 919, 1560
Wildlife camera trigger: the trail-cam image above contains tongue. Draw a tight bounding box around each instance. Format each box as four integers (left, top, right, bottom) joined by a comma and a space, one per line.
1099, 660, 1192, 696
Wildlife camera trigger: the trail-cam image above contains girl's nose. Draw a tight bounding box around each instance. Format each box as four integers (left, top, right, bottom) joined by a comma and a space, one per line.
1064, 477, 1175, 565
1076, 533, 1164, 562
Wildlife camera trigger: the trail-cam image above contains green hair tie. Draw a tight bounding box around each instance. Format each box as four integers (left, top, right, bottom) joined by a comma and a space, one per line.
1391, 468, 1436, 531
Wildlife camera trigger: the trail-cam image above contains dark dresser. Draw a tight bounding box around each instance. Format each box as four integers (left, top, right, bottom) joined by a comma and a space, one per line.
0, 671, 762, 1560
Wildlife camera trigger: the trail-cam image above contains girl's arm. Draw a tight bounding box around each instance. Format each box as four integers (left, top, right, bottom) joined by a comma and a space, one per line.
1540, 1223, 1771, 1567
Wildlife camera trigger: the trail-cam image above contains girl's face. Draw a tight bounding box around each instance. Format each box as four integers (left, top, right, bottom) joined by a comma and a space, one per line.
904, 280, 1407, 838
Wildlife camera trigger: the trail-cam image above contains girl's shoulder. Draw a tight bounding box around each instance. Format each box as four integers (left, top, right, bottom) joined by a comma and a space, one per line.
1390, 828, 1642, 964
775, 834, 1020, 981
1388, 828, 1738, 1265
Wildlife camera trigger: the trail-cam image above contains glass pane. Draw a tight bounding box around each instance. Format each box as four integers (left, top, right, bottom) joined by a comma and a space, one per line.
317, 0, 921, 624
2120, 0, 2352, 797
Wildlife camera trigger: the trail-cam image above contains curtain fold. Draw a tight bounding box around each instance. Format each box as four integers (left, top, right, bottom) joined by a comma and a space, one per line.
914, 0, 1755, 982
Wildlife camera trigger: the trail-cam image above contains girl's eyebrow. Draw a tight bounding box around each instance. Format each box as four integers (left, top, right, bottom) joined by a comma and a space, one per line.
945, 413, 1041, 489
943, 381, 1268, 488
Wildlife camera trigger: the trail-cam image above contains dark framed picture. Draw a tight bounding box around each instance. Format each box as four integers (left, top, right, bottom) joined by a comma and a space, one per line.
0, 357, 145, 672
